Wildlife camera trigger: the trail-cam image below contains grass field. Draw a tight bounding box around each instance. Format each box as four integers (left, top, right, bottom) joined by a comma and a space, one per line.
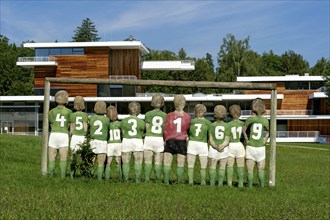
0, 134, 329, 219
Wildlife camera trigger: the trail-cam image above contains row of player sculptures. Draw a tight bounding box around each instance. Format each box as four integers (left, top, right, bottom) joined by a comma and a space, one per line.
48, 90, 269, 187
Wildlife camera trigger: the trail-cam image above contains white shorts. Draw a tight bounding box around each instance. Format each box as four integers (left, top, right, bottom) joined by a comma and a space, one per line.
187, 141, 208, 157
122, 138, 144, 152
70, 135, 86, 152
246, 145, 265, 162
107, 143, 122, 157
90, 139, 107, 154
228, 142, 245, 158
208, 146, 228, 160
49, 133, 69, 149
143, 136, 164, 153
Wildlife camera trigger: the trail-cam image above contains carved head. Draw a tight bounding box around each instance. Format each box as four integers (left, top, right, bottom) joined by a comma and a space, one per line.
128, 102, 141, 116
173, 95, 186, 111
229, 104, 241, 119
214, 105, 227, 120
55, 90, 68, 105
94, 100, 107, 115
252, 98, 266, 115
107, 106, 118, 122
73, 96, 85, 111
151, 94, 165, 109
194, 104, 207, 118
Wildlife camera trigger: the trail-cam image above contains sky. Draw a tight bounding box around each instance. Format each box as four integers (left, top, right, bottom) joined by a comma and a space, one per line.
0, 0, 329, 67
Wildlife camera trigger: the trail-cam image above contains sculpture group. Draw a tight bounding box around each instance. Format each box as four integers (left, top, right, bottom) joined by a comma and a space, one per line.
48, 90, 270, 187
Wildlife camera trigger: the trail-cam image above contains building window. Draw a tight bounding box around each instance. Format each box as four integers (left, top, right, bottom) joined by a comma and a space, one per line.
35, 48, 84, 56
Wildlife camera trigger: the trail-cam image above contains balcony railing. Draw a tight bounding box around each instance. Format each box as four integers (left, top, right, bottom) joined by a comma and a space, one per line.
277, 131, 319, 138
17, 57, 56, 62
241, 109, 313, 116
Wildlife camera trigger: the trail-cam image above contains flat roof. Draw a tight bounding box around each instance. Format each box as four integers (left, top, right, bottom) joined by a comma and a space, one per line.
309, 92, 328, 99
23, 41, 149, 55
237, 75, 325, 82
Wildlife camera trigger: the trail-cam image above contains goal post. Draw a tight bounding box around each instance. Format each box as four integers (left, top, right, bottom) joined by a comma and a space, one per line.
41, 77, 277, 186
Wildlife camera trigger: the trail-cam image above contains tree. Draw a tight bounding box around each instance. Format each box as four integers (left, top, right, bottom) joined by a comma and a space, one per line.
319, 58, 330, 104
280, 50, 309, 75
0, 35, 34, 95
178, 48, 187, 60
217, 34, 250, 83
240, 50, 262, 76
310, 57, 328, 76
72, 18, 101, 42
261, 51, 283, 76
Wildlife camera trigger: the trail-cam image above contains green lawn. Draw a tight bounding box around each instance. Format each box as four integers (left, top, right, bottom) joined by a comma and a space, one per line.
0, 134, 329, 219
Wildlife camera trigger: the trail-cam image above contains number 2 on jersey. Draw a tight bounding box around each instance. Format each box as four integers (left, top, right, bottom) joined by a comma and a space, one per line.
93, 120, 103, 135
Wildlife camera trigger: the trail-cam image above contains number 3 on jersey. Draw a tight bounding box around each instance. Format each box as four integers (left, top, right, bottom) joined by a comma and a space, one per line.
128, 119, 137, 136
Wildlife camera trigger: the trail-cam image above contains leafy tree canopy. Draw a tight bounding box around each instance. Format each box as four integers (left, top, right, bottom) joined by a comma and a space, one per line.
0, 34, 34, 95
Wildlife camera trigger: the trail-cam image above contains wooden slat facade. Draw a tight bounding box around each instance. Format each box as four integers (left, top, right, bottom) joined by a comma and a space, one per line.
244, 82, 329, 134
34, 48, 141, 97
288, 119, 330, 135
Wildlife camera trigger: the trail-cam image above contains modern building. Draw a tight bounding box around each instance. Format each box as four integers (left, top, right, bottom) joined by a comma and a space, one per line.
1, 41, 329, 143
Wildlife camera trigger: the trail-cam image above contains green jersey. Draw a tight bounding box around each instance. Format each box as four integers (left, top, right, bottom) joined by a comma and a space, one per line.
145, 109, 167, 137
70, 112, 88, 136
208, 121, 230, 145
89, 114, 110, 141
108, 121, 122, 144
189, 117, 211, 143
244, 115, 269, 147
227, 119, 244, 143
121, 116, 145, 139
49, 106, 72, 134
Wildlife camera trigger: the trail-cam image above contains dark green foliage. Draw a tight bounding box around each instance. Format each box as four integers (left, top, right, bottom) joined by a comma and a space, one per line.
142, 49, 216, 94
71, 18, 101, 42
281, 50, 309, 75
0, 35, 34, 95
70, 135, 95, 178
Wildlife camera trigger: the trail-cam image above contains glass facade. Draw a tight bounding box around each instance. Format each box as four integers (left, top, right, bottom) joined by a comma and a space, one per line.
0, 104, 41, 136
285, 81, 324, 90
35, 48, 84, 56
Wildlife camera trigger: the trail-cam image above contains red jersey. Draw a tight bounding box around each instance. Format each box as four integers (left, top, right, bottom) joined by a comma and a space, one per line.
164, 111, 191, 141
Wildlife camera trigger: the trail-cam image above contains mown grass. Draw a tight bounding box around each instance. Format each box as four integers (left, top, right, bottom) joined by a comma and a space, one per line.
0, 134, 329, 219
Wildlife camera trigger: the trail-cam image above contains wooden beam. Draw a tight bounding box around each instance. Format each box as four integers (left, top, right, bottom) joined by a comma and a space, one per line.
269, 89, 277, 187
46, 77, 277, 90
41, 80, 50, 176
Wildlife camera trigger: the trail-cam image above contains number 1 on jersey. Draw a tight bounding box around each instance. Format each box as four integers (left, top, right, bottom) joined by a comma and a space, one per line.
173, 117, 182, 133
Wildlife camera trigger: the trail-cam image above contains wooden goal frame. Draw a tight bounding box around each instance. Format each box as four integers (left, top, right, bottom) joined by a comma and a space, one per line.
41, 77, 277, 186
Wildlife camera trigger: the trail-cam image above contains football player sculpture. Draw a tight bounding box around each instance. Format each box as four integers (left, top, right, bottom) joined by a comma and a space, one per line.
227, 104, 245, 187
208, 105, 230, 186
89, 101, 110, 180
243, 98, 270, 187
69, 96, 88, 178
121, 102, 145, 183
163, 95, 191, 184
105, 106, 123, 181
48, 90, 72, 178
143, 95, 167, 182
187, 104, 211, 185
